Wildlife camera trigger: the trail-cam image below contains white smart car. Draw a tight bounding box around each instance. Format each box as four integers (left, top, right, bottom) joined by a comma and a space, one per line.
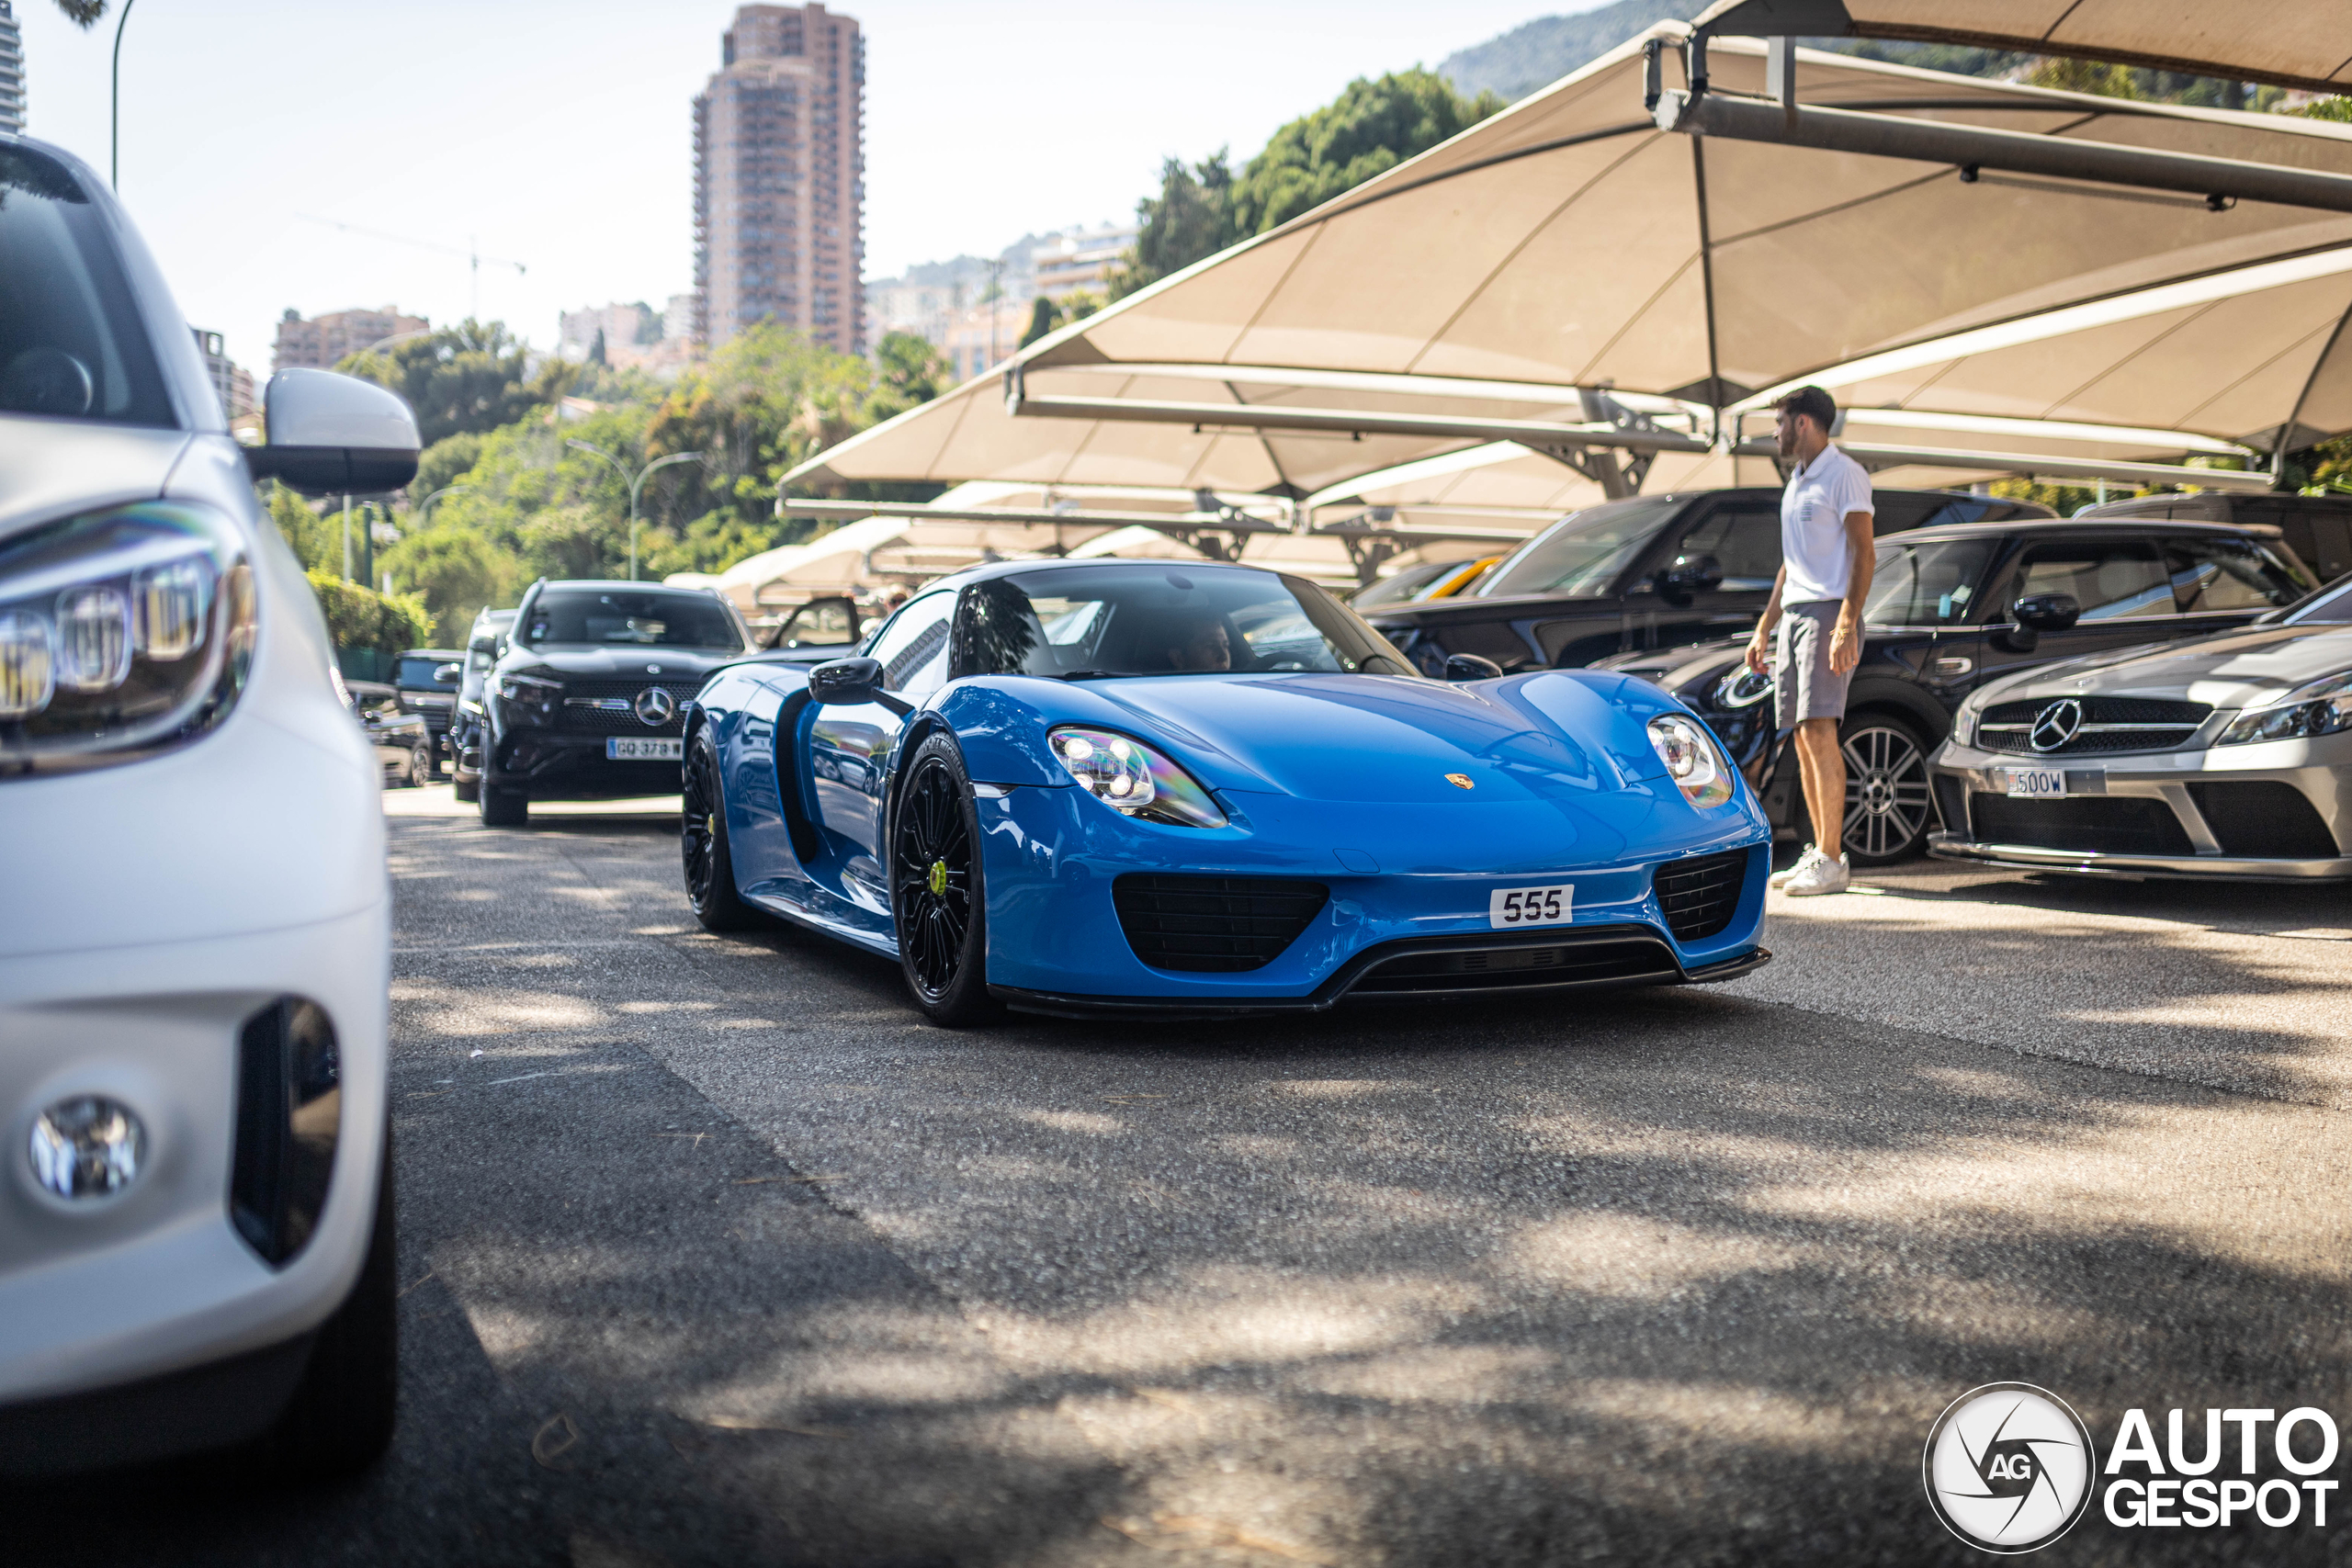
0, 136, 419, 1478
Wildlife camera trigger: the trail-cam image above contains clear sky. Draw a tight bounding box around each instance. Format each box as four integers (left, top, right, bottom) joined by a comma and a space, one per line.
15, 0, 1582, 376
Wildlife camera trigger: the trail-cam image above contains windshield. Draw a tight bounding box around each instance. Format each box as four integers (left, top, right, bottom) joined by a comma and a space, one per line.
1476, 496, 1682, 599
1349, 559, 1458, 609
521, 589, 743, 650
2286, 572, 2352, 625
0, 144, 173, 426
397, 655, 458, 688
1865, 538, 1996, 625
953, 565, 1416, 680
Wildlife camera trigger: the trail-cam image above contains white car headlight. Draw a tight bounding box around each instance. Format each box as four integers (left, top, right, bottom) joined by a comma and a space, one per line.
0, 502, 255, 777
1647, 712, 1734, 808
1046, 726, 1227, 829
2219, 671, 2352, 746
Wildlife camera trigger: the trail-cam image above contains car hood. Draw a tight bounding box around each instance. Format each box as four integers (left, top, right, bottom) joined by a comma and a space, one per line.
0, 418, 191, 542
504, 645, 744, 682
1975, 625, 2352, 711
1056, 670, 1678, 802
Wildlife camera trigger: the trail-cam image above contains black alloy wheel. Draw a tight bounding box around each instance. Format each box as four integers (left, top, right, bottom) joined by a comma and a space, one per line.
1840, 714, 1933, 865
890, 733, 995, 1027
682, 728, 763, 931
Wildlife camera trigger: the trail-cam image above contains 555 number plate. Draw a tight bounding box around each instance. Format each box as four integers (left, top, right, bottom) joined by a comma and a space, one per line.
1490, 885, 1573, 928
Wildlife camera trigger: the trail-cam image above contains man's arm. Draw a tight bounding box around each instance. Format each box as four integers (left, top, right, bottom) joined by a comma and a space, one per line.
1828, 509, 1874, 674
1745, 566, 1789, 674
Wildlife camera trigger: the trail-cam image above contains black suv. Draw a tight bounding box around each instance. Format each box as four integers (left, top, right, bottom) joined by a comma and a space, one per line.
449, 607, 515, 805
1597, 518, 2316, 863
392, 648, 463, 771
2078, 490, 2352, 582
478, 581, 751, 827
1362, 488, 2054, 676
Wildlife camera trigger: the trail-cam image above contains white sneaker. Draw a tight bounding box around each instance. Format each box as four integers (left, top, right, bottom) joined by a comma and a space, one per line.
1781, 852, 1851, 897
1769, 845, 1822, 888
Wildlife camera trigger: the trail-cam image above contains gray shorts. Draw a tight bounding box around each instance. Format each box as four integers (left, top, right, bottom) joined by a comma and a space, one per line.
1773, 600, 1850, 728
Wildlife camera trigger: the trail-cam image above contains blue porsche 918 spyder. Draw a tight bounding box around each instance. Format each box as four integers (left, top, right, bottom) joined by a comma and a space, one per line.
679, 558, 1771, 1025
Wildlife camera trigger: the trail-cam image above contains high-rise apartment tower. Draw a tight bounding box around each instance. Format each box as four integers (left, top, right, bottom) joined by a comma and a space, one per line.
0, 3, 25, 135
693, 5, 865, 355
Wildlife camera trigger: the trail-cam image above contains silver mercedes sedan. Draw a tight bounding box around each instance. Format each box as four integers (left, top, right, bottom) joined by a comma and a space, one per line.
1928, 575, 2352, 879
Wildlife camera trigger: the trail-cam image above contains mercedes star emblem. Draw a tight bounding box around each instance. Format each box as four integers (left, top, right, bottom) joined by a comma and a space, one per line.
2028, 698, 2083, 753
633, 687, 676, 726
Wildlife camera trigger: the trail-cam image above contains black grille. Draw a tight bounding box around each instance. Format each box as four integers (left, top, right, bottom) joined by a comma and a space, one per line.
1113, 874, 1329, 972
1351, 931, 1679, 995
1977, 696, 2212, 757
1653, 848, 1749, 942
2187, 781, 2340, 859
1983, 696, 2212, 726
1970, 795, 2196, 856
1933, 774, 1969, 835
1977, 727, 2200, 756
554, 680, 696, 735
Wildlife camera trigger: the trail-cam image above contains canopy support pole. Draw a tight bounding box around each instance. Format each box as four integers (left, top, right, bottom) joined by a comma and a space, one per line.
1654, 90, 2352, 215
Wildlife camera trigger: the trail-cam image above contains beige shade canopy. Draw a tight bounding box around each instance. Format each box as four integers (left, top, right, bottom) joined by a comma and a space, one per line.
1693, 1, 2352, 95
792, 27, 2352, 504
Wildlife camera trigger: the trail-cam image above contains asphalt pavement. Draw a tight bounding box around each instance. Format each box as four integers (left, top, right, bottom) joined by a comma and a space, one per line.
17, 786, 2351, 1566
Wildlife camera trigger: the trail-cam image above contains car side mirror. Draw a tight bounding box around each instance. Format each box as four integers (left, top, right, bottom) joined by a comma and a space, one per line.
1654, 553, 1724, 604
807, 656, 914, 715
2013, 592, 2080, 632
433, 662, 462, 684
243, 369, 422, 496
1442, 652, 1506, 682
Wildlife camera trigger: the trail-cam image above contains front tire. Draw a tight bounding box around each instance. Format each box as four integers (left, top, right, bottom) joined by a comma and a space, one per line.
1841, 713, 1934, 865
452, 774, 479, 804
255, 1127, 398, 1482
682, 727, 763, 931
403, 742, 431, 789
479, 782, 528, 828
890, 734, 996, 1027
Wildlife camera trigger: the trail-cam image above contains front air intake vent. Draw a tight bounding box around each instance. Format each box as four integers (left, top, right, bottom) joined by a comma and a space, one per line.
1653, 848, 1750, 942
1113, 874, 1328, 972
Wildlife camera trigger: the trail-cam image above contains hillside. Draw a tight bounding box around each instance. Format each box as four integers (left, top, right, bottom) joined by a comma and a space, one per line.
1438, 2, 1700, 101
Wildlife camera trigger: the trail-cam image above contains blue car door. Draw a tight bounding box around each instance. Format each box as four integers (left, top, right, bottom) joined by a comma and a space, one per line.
799, 589, 956, 909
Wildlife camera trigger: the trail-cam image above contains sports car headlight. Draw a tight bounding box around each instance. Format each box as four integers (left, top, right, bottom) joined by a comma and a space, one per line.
1047, 726, 1227, 829
0, 502, 255, 777
2219, 671, 2352, 746
1647, 713, 1733, 808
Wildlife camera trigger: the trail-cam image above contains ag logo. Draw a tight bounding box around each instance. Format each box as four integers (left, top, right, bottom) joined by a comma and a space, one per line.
1925, 1382, 2097, 1553
633, 686, 676, 726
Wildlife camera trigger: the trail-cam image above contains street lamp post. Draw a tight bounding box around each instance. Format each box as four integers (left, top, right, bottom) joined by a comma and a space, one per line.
110, 0, 136, 189
565, 443, 705, 581
415, 483, 476, 524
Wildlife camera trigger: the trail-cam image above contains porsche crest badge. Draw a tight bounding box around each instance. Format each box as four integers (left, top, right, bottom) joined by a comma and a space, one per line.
1445, 773, 1475, 789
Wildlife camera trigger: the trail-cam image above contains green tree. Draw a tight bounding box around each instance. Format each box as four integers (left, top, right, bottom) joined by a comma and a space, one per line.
53, 2, 107, 24
375, 524, 526, 644
336, 321, 568, 447
305, 570, 430, 657
1108, 152, 1238, 300
865, 331, 954, 423
412, 431, 486, 502
1229, 70, 1507, 235
263, 481, 341, 574
2026, 56, 2143, 99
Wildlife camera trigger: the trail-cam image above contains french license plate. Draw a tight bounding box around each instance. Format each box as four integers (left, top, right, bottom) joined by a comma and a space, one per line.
606, 738, 683, 761
2004, 767, 2065, 799
1490, 885, 1573, 928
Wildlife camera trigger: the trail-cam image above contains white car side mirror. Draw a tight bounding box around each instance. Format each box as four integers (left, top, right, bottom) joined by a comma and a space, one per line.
245, 369, 422, 496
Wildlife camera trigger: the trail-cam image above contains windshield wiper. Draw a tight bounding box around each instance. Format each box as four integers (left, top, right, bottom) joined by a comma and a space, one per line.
1057, 669, 1127, 681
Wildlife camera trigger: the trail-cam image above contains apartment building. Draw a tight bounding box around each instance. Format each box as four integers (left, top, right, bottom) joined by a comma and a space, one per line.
940, 298, 1033, 385
1034, 223, 1138, 301
0, 3, 22, 135
192, 329, 255, 421
272, 307, 429, 372
692, 4, 865, 355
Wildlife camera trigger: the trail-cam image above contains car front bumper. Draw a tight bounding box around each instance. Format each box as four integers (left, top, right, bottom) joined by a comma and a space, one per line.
1927, 733, 2352, 881
489, 728, 685, 797
975, 782, 1773, 1010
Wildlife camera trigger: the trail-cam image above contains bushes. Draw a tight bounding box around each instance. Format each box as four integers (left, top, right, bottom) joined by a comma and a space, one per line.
306, 570, 433, 657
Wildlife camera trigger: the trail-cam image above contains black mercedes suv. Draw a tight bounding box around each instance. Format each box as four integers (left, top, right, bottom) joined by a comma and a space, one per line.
1362, 488, 2053, 677
477, 581, 751, 827
1595, 517, 2316, 863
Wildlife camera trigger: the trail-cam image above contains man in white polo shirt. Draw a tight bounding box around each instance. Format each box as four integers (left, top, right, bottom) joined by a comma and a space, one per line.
1742, 385, 1874, 897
